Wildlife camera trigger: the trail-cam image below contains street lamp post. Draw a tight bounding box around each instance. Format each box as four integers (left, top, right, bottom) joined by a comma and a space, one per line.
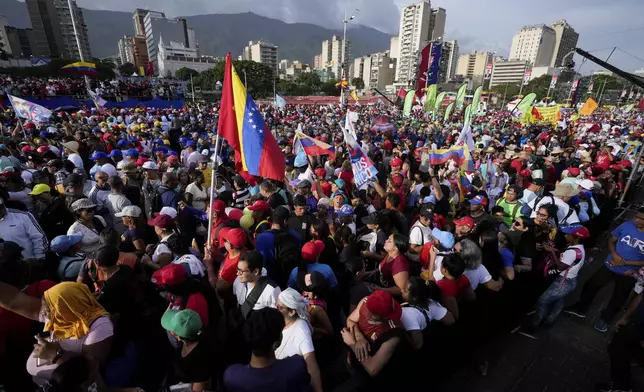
340, 8, 359, 106
242, 69, 248, 88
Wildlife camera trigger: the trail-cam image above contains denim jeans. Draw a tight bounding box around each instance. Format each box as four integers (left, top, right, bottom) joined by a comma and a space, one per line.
533, 275, 577, 325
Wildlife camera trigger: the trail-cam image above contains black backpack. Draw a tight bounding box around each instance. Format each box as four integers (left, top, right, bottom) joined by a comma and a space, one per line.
271, 229, 301, 288
151, 188, 169, 214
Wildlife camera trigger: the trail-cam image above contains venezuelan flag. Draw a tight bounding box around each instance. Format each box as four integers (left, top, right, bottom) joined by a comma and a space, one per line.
217, 54, 284, 181
429, 145, 473, 171
62, 61, 97, 75
294, 132, 335, 159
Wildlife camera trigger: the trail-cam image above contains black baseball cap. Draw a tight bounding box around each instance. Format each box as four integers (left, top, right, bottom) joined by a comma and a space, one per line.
272, 205, 290, 222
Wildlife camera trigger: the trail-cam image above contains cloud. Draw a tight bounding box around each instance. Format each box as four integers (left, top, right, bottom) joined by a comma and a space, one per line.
76, 0, 644, 71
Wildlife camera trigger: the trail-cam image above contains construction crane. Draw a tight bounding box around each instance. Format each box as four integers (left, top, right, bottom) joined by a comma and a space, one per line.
568, 48, 644, 88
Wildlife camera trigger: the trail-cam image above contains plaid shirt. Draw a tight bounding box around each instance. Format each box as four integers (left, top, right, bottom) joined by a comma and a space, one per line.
54, 169, 69, 185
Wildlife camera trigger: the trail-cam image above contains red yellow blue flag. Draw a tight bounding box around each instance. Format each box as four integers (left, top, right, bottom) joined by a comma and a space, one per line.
294, 131, 335, 159
62, 61, 97, 75
217, 54, 285, 181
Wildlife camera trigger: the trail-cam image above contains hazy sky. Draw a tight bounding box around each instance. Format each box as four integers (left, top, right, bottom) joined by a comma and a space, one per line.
75, 0, 644, 73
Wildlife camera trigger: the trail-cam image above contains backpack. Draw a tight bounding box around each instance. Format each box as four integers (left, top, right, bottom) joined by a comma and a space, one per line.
151, 187, 170, 214
271, 229, 301, 288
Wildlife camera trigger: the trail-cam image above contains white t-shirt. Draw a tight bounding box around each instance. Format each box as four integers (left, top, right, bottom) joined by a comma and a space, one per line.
401, 301, 448, 331
27, 316, 113, 380
233, 276, 281, 310
463, 264, 493, 290
560, 244, 585, 279
185, 183, 208, 211
106, 193, 132, 235
408, 221, 432, 262
529, 195, 580, 225
153, 234, 174, 263
67, 216, 107, 256
275, 318, 315, 360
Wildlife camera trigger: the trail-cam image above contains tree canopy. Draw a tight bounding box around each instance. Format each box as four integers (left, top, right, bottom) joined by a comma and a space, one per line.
118, 62, 137, 76
192, 60, 275, 97
351, 77, 365, 90
175, 67, 199, 81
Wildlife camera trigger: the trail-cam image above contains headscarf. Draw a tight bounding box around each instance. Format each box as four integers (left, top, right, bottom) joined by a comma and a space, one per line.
279, 288, 309, 321
44, 282, 109, 340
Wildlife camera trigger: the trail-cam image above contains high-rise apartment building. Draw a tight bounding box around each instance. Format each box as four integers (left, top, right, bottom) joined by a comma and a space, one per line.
243, 40, 279, 76
443, 40, 459, 81
550, 20, 579, 67
490, 59, 529, 87
320, 35, 351, 79
132, 9, 150, 36
132, 36, 149, 70
509, 24, 556, 67
394, 0, 433, 85
313, 55, 322, 69
430, 8, 446, 40
25, 0, 91, 59
352, 51, 395, 91
455, 51, 492, 85
117, 35, 134, 65
144, 11, 192, 74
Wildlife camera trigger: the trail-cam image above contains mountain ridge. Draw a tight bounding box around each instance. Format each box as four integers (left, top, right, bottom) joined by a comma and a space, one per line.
1, 0, 391, 64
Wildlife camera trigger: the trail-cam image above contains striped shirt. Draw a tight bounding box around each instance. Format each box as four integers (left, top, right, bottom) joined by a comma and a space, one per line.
233, 188, 250, 209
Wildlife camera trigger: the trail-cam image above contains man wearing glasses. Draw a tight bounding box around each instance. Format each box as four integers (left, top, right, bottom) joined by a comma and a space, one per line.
233, 250, 281, 316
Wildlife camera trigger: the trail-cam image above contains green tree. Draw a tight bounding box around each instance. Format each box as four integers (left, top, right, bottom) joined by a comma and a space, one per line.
296, 72, 322, 90
351, 77, 365, 90
321, 79, 341, 96
118, 62, 137, 76
175, 67, 199, 81
490, 82, 521, 99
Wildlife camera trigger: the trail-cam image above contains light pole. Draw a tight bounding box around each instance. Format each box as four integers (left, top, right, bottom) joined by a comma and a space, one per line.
340, 8, 359, 105
67, 0, 90, 90
242, 69, 248, 89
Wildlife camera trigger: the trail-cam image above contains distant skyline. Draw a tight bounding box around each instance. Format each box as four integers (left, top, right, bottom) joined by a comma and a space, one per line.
36, 0, 644, 72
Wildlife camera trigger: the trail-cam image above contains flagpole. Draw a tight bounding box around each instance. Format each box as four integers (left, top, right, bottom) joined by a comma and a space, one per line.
67, 0, 90, 92
190, 74, 195, 103
206, 133, 221, 246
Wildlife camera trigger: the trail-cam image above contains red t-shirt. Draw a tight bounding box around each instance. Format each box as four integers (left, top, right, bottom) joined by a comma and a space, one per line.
168, 292, 209, 327
437, 275, 471, 299
358, 298, 401, 343
393, 188, 406, 211
378, 254, 409, 288
320, 183, 332, 197
510, 159, 523, 174
595, 153, 612, 170
219, 251, 243, 285
339, 171, 354, 194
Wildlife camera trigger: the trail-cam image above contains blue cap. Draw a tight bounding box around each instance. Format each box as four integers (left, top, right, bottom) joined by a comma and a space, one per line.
154, 138, 164, 144
167, 151, 178, 157
108, 150, 122, 158
154, 146, 168, 154
90, 151, 108, 160
117, 140, 129, 148
422, 195, 437, 204
468, 195, 488, 206
39, 131, 49, 138
179, 137, 189, 143
337, 204, 354, 217
124, 149, 138, 157
431, 228, 455, 249
185, 140, 196, 147
128, 136, 138, 142
50, 234, 83, 254
334, 179, 345, 189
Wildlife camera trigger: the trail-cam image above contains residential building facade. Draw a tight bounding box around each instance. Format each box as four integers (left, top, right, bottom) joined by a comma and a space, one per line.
550, 19, 579, 67
320, 35, 350, 79
455, 51, 492, 86
157, 38, 216, 77
242, 40, 279, 76
509, 24, 556, 67
490, 59, 529, 87
144, 11, 192, 74
394, 0, 433, 85
117, 35, 134, 65
352, 51, 395, 91
444, 40, 459, 81
430, 8, 446, 40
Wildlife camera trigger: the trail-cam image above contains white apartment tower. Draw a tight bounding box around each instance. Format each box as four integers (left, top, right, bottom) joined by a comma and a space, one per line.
430, 8, 446, 41
395, 0, 433, 85
243, 40, 279, 76
117, 35, 134, 65
444, 40, 459, 81
550, 20, 579, 67
509, 24, 556, 67
320, 35, 351, 80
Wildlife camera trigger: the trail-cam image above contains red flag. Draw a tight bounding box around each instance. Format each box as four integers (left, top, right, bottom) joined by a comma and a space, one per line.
531, 106, 543, 120
217, 54, 241, 168
397, 88, 407, 100
640, 98, 644, 111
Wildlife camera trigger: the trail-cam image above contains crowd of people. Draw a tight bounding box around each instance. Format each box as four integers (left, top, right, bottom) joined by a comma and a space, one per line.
0, 76, 185, 101
0, 92, 642, 392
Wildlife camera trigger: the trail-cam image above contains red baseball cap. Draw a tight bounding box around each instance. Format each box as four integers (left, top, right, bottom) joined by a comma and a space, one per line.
211, 200, 226, 214
315, 168, 326, 178
365, 290, 402, 320
151, 264, 186, 286
147, 214, 175, 229
389, 157, 403, 167
519, 169, 532, 177
560, 224, 591, 239
225, 228, 247, 248
568, 167, 581, 176
248, 200, 270, 212
302, 240, 325, 262
454, 216, 475, 230
227, 208, 243, 221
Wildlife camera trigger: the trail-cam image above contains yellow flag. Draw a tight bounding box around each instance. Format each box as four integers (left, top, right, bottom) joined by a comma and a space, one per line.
350, 90, 359, 102
579, 98, 599, 116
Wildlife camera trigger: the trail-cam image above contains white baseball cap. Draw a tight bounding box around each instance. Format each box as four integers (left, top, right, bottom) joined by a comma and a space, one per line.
114, 205, 143, 218
576, 179, 594, 191
158, 206, 178, 218
142, 161, 158, 170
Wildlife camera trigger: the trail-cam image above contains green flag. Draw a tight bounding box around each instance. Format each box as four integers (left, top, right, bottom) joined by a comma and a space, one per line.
455, 83, 467, 109
423, 85, 437, 112
471, 86, 482, 116
443, 102, 454, 124
403, 90, 416, 117
512, 93, 537, 119
434, 92, 446, 111
463, 104, 473, 129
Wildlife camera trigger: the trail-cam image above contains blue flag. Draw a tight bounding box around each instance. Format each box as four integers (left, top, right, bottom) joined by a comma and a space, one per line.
275, 94, 287, 108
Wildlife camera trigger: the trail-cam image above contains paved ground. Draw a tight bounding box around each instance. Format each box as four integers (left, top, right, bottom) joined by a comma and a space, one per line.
436, 203, 644, 392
